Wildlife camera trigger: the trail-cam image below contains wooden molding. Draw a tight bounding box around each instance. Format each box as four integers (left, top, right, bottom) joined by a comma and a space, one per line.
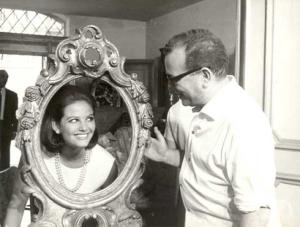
0, 32, 65, 55
276, 172, 300, 186
264, 0, 300, 152
273, 131, 300, 151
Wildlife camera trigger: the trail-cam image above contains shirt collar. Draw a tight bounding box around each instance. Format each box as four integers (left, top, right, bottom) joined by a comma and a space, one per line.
200, 75, 238, 121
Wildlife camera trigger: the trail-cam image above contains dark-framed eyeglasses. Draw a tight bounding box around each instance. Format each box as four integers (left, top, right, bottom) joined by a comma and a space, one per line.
166, 66, 203, 83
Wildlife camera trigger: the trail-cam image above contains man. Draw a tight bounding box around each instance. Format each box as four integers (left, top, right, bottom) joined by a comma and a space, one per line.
0, 70, 18, 170
146, 29, 280, 227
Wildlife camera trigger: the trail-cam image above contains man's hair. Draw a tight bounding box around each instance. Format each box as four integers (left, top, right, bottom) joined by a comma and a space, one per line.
41, 85, 98, 153
161, 29, 229, 77
0, 70, 9, 83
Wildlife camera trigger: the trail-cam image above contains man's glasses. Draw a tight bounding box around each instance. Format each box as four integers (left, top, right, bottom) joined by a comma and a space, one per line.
166, 66, 203, 83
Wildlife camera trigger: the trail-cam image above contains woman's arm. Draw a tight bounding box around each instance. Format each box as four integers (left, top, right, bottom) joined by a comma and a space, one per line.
4, 195, 28, 227
3, 162, 29, 227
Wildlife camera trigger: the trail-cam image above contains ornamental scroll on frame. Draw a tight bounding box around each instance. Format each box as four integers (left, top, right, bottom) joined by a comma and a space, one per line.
15, 25, 153, 227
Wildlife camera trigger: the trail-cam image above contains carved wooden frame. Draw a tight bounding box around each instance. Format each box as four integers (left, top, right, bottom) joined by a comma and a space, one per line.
15, 25, 153, 227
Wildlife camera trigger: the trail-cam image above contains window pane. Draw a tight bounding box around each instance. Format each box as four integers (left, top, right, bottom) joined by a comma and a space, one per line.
0, 8, 65, 36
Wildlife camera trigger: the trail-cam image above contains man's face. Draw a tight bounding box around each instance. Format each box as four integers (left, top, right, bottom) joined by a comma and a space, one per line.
164, 47, 206, 106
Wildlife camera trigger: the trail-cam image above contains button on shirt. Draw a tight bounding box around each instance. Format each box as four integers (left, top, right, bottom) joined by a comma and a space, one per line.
176, 76, 278, 226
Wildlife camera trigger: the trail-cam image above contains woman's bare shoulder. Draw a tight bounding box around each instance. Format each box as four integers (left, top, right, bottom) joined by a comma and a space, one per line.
90, 145, 115, 163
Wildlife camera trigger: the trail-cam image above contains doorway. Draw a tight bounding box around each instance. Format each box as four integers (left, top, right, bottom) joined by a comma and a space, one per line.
0, 53, 43, 226
1, 53, 43, 166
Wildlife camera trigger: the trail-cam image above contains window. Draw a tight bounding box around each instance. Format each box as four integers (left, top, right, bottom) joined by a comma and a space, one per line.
0, 8, 66, 173
0, 8, 65, 36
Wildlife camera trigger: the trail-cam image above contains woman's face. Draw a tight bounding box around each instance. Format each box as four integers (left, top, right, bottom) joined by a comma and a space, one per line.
52, 100, 96, 150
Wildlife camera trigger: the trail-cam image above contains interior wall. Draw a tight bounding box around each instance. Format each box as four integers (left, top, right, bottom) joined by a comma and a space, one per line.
68, 15, 146, 59
240, 0, 266, 106
242, 0, 300, 226
145, 0, 237, 60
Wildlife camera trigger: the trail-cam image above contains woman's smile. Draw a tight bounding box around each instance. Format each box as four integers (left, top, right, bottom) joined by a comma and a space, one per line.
75, 133, 91, 139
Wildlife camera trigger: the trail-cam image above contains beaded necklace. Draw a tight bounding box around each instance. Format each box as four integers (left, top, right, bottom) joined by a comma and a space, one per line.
55, 150, 90, 192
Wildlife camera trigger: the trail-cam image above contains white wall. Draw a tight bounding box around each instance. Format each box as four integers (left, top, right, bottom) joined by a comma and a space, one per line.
146, 0, 237, 59
146, 1, 300, 226
241, 0, 266, 106
242, 0, 300, 226
68, 15, 146, 59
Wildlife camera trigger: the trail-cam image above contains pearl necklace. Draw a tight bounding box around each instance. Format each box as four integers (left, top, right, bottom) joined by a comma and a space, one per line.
55, 150, 90, 192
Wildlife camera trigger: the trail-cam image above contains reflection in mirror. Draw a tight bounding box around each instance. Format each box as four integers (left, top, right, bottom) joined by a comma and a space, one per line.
90, 77, 132, 173
40, 83, 121, 194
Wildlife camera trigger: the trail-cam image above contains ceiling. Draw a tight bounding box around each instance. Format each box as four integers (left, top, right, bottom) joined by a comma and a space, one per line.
0, 0, 203, 21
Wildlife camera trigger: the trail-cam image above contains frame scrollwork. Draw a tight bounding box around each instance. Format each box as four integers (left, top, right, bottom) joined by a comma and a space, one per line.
16, 25, 153, 227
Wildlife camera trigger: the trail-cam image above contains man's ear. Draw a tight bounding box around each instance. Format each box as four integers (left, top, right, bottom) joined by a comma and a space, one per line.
200, 67, 213, 88
51, 120, 60, 134
201, 67, 213, 81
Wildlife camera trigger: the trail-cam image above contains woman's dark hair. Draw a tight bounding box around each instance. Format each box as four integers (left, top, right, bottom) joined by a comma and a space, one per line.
41, 85, 98, 153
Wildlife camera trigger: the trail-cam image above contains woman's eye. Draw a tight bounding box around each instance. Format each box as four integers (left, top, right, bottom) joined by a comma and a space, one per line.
68, 118, 78, 123
87, 116, 95, 122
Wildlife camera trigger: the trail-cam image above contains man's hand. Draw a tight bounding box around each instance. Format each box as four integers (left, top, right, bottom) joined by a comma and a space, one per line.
145, 127, 168, 162
145, 127, 180, 166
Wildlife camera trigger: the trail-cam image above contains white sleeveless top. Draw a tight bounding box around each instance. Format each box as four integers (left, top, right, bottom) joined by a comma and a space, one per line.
43, 145, 115, 193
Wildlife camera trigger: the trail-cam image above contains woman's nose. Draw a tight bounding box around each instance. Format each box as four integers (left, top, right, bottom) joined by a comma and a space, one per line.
79, 121, 88, 130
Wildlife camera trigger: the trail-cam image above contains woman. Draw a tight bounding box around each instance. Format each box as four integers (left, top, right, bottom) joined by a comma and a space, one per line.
4, 85, 117, 226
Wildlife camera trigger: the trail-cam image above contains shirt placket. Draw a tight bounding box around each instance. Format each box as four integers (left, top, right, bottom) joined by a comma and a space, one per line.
184, 114, 203, 167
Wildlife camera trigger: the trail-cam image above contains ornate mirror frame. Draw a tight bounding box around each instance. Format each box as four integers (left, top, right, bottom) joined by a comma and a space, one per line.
15, 25, 153, 227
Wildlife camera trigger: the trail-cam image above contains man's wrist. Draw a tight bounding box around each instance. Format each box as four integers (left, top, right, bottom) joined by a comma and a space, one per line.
160, 148, 169, 163
161, 148, 180, 166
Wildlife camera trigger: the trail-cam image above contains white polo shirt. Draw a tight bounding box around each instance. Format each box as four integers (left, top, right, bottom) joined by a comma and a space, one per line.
167, 76, 279, 226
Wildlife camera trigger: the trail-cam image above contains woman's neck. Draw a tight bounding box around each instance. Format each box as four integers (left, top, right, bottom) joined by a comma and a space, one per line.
59, 147, 86, 168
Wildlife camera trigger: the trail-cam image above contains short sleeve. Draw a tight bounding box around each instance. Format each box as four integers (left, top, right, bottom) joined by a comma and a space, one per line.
225, 117, 276, 213
164, 108, 177, 149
